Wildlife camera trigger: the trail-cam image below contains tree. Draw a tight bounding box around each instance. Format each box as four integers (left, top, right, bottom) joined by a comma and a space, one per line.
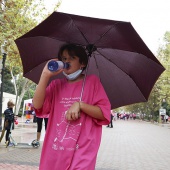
115, 31, 170, 121
156, 32, 170, 102
156, 31, 170, 115
0, 0, 61, 115
3, 67, 15, 94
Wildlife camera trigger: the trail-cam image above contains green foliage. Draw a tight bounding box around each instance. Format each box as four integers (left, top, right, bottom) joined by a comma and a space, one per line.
20, 81, 36, 111
3, 67, 15, 94
0, 0, 61, 115
23, 83, 36, 100
156, 31, 170, 105
0, 0, 60, 87
0, 0, 50, 69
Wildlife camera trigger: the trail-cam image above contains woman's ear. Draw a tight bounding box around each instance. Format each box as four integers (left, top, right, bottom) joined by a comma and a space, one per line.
80, 62, 86, 68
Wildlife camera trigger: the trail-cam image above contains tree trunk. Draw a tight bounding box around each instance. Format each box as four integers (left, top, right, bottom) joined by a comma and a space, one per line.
10, 70, 18, 114
15, 78, 32, 116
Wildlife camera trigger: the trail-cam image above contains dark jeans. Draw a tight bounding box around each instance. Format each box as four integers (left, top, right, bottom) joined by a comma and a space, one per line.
107, 115, 113, 127
37, 117, 48, 132
5, 129, 10, 142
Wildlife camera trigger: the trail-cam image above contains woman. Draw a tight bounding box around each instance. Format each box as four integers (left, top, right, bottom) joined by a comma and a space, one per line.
33, 44, 111, 170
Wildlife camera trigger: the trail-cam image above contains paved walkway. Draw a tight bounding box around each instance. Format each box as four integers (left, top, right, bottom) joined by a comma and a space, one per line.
96, 120, 170, 170
0, 117, 42, 170
0, 117, 170, 170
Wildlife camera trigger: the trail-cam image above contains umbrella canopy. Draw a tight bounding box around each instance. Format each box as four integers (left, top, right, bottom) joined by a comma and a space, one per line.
15, 12, 165, 109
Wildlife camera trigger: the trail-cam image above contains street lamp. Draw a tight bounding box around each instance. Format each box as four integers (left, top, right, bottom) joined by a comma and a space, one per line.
0, 45, 7, 131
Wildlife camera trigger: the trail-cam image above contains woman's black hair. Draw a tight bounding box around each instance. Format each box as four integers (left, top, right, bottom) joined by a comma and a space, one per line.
58, 44, 88, 71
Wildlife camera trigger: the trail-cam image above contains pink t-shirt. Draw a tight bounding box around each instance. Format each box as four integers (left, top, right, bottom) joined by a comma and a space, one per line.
35, 75, 111, 170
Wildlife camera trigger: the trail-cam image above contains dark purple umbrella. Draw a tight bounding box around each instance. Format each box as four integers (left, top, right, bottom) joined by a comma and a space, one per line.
15, 12, 165, 109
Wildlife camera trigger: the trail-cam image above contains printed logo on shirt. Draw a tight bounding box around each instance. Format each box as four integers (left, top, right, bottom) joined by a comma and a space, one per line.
52, 110, 82, 151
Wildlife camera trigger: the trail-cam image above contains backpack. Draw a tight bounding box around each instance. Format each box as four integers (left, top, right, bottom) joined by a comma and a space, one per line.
4, 109, 14, 122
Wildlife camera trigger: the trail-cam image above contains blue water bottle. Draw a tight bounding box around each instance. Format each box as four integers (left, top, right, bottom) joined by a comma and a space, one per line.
48, 61, 70, 72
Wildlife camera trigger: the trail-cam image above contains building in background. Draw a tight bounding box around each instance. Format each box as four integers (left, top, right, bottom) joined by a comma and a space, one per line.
2, 92, 16, 113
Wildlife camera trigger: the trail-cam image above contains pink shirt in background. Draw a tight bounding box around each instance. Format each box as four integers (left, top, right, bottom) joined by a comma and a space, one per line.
35, 75, 111, 170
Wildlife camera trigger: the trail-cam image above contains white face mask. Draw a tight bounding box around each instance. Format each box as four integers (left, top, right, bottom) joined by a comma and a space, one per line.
63, 69, 83, 81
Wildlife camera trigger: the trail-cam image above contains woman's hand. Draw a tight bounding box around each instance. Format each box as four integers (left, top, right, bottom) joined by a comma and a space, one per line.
66, 102, 80, 121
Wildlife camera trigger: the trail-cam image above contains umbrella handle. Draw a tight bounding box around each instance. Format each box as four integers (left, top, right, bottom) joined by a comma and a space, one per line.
86, 44, 97, 56
79, 55, 91, 102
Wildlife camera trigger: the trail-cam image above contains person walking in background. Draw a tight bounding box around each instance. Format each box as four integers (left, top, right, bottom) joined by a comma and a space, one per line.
107, 110, 114, 128
133, 113, 136, 120
165, 115, 169, 123
32, 113, 48, 147
33, 44, 111, 170
113, 112, 117, 121
4, 100, 15, 146
126, 114, 129, 120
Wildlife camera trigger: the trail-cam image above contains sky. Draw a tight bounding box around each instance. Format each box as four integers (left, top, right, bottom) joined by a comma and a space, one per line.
44, 0, 170, 55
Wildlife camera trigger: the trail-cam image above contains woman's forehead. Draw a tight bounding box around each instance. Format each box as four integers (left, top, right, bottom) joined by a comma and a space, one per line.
62, 50, 77, 58
62, 50, 69, 55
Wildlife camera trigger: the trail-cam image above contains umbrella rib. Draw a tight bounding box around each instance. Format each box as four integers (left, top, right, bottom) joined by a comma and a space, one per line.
65, 14, 90, 44
93, 53, 101, 80
96, 50, 146, 99
94, 22, 121, 45
80, 53, 100, 100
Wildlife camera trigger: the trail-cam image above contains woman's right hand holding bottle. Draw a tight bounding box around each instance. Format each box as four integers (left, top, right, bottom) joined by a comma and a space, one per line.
41, 59, 64, 79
